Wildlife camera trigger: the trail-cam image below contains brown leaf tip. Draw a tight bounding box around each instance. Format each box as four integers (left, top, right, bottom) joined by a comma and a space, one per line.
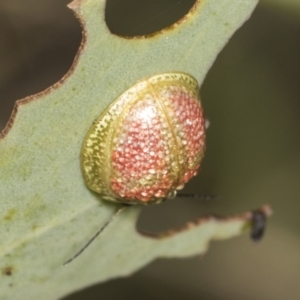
67, 0, 82, 12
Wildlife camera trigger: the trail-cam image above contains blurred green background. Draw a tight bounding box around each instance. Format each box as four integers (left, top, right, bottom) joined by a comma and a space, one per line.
0, 1, 299, 299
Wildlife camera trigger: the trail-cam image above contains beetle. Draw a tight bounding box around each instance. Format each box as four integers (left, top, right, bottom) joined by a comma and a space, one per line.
81, 72, 206, 204
250, 209, 267, 242
64, 72, 206, 265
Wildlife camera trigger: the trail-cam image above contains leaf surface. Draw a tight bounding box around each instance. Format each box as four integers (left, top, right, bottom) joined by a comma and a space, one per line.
0, 0, 270, 299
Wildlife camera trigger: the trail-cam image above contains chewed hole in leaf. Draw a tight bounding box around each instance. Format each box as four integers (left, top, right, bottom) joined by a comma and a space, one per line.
137, 197, 213, 234
105, 0, 197, 37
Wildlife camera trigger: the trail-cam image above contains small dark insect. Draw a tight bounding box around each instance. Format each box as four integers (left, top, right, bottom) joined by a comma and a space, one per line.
250, 210, 267, 242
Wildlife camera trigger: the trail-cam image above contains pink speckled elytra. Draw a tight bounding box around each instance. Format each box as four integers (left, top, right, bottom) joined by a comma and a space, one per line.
81, 72, 206, 205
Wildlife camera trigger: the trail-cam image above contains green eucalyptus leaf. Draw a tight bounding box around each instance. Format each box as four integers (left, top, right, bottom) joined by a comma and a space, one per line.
0, 0, 271, 299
